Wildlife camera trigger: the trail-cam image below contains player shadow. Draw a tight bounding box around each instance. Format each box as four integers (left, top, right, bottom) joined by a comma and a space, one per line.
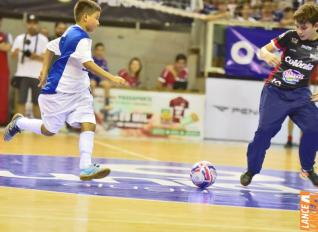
239, 189, 260, 208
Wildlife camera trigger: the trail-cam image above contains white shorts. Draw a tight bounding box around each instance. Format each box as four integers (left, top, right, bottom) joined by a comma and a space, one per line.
38, 90, 96, 133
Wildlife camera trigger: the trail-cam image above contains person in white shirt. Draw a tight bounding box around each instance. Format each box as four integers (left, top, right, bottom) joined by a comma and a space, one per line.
11, 14, 48, 118
4, 0, 127, 181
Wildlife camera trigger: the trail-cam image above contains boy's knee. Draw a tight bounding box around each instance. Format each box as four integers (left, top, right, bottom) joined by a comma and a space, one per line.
41, 125, 56, 136
80, 122, 96, 132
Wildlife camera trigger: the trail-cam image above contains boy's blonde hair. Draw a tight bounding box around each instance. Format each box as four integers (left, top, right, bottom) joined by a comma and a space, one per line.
294, 3, 318, 25
74, 0, 101, 22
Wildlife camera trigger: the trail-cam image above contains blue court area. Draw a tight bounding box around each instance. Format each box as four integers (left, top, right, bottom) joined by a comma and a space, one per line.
0, 154, 315, 211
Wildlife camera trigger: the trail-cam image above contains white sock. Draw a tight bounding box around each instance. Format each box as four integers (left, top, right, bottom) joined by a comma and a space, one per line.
16, 117, 42, 135
79, 131, 94, 169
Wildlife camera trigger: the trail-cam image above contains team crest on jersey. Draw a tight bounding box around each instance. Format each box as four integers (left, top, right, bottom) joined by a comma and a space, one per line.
291, 38, 299, 44
282, 69, 304, 85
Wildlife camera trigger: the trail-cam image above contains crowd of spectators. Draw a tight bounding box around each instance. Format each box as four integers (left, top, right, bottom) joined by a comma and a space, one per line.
201, 0, 316, 25
0, 13, 190, 124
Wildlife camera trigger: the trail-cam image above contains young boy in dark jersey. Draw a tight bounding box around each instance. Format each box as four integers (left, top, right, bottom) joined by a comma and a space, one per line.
241, 3, 318, 186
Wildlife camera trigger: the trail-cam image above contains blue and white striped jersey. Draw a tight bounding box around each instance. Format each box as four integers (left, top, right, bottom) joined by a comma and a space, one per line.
41, 25, 93, 94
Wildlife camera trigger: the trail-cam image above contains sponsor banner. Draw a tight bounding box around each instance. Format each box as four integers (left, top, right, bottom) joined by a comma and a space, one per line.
204, 78, 302, 143
105, 89, 205, 140
225, 26, 287, 79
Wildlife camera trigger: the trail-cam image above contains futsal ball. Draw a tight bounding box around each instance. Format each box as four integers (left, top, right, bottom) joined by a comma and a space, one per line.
190, 161, 217, 188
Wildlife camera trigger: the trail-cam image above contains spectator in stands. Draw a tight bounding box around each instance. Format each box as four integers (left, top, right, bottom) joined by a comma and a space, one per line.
88, 42, 111, 126
11, 14, 48, 118
305, 0, 316, 4
0, 17, 12, 124
118, 57, 142, 88
48, 22, 67, 70
227, 0, 238, 18
235, 3, 257, 22
49, 21, 67, 41
201, 0, 217, 14
89, 42, 110, 94
40, 26, 50, 38
251, 4, 262, 21
279, 7, 295, 27
260, 2, 274, 22
158, 54, 188, 90
271, 1, 283, 22
202, 0, 232, 21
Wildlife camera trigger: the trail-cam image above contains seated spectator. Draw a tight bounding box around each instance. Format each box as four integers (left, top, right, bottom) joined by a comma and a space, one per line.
201, 0, 217, 14
279, 7, 294, 27
48, 22, 67, 70
49, 21, 67, 41
158, 54, 189, 90
251, 4, 262, 21
305, 0, 316, 4
40, 26, 49, 38
271, 1, 283, 22
227, 0, 238, 18
88, 43, 111, 126
118, 57, 142, 88
202, 0, 232, 21
89, 42, 110, 94
260, 2, 274, 22
235, 4, 256, 22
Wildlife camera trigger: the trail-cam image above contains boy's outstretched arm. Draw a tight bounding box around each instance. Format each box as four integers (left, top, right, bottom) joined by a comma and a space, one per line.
83, 61, 128, 86
38, 49, 54, 88
259, 42, 281, 67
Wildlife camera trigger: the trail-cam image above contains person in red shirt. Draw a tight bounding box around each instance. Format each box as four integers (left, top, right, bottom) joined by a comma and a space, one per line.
158, 54, 189, 90
0, 17, 12, 124
118, 57, 142, 87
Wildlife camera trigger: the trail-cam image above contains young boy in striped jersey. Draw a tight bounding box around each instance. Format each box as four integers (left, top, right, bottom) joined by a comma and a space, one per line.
3, 0, 127, 181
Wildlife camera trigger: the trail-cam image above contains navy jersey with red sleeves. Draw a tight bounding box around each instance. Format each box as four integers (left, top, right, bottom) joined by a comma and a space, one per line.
267, 30, 318, 89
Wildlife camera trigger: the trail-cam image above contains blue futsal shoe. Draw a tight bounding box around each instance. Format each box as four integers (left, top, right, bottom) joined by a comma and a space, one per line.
3, 113, 23, 141
80, 164, 111, 181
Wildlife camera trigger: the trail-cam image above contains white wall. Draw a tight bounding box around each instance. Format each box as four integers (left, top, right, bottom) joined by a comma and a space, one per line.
204, 78, 302, 144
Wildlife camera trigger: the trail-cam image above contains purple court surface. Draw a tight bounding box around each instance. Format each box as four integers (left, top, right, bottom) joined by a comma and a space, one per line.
0, 154, 315, 210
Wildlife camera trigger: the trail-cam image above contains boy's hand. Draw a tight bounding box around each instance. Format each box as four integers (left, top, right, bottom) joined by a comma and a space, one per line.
111, 76, 129, 87
311, 92, 318, 102
38, 70, 47, 88
265, 53, 281, 67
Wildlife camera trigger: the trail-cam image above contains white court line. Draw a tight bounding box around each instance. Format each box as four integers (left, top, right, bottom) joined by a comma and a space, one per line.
94, 140, 158, 161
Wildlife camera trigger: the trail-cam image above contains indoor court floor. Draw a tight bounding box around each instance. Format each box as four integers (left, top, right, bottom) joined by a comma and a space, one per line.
0, 131, 313, 232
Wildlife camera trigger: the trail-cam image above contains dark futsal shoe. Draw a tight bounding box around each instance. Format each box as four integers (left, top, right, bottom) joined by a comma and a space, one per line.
301, 169, 318, 187
240, 171, 255, 186
3, 113, 23, 141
